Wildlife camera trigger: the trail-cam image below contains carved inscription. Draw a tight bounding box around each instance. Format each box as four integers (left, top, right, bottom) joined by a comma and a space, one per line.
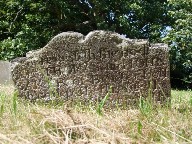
11, 31, 171, 105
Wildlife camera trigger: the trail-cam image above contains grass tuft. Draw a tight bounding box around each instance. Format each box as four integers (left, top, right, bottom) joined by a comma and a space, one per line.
96, 86, 112, 116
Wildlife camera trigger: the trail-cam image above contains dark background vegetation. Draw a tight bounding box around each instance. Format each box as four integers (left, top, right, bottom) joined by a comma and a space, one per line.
0, 0, 191, 89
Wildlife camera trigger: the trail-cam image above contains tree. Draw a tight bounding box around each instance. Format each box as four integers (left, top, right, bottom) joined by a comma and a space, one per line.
1, 0, 191, 88
48, 0, 168, 41
0, 0, 55, 60
163, 0, 192, 88
0, 0, 169, 60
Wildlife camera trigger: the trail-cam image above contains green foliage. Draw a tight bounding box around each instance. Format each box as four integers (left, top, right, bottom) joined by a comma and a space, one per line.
0, 0, 191, 88
163, 0, 192, 88
0, 0, 168, 60
0, 0, 54, 60
139, 97, 153, 116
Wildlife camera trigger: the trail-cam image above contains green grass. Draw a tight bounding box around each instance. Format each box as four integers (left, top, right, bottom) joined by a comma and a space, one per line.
96, 86, 112, 116
0, 85, 191, 143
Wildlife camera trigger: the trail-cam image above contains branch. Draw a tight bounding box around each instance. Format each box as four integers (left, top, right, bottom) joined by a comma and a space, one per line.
9, 7, 23, 33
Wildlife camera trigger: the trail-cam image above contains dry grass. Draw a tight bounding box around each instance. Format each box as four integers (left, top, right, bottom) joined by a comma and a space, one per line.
0, 84, 192, 143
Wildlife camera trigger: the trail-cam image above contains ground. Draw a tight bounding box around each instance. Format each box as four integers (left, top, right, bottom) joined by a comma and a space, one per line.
0, 84, 191, 143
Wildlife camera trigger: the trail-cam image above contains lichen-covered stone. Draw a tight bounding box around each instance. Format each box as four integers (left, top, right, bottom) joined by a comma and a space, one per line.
11, 30, 171, 105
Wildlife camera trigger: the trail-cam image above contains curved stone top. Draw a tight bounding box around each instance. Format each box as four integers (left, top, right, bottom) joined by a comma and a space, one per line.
25, 30, 168, 58
11, 30, 170, 105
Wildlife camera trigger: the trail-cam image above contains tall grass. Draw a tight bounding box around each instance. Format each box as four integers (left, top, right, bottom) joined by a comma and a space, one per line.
0, 93, 5, 117
12, 90, 18, 116
0, 85, 191, 143
96, 86, 112, 116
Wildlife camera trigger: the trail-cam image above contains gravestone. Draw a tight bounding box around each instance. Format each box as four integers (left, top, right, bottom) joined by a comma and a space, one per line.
0, 61, 13, 85
11, 31, 171, 105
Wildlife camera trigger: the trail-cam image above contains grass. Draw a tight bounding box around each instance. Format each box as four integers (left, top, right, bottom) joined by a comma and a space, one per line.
96, 86, 112, 116
0, 84, 191, 143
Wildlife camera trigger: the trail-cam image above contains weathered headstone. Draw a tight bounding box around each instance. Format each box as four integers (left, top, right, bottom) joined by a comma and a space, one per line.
0, 61, 13, 85
11, 31, 171, 105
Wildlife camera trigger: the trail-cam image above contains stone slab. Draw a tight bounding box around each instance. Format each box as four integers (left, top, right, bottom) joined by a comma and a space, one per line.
0, 61, 13, 85
11, 31, 171, 105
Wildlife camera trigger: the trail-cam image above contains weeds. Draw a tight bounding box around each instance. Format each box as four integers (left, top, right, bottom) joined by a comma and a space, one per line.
12, 90, 18, 116
0, 85, 191, 143
189, 92, 192, 107
137, 121, 143, 135
139, 96, 153, 116
139, 80, 153, 117
96, 86, 112, 116
0, 93, 5, 117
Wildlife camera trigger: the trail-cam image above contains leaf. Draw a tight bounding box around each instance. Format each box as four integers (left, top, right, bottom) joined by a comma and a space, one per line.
138, 121, 143, 135
96, 86, 112, 116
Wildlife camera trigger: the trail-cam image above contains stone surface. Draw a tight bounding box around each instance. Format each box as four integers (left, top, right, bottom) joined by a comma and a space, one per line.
11, 31, 171, 105
0, 61, 13, 85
